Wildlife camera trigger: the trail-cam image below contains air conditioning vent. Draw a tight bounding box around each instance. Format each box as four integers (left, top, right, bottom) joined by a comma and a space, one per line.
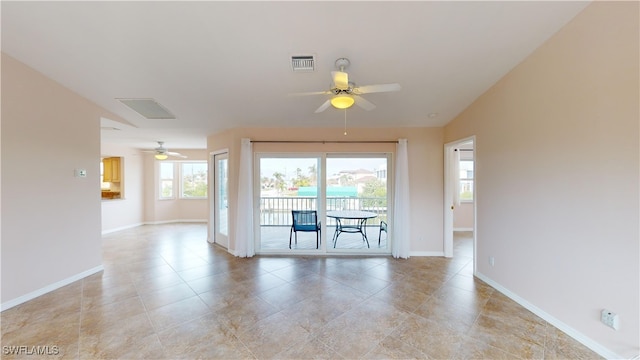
117, 98, 177, 120
291, 55, 315, 72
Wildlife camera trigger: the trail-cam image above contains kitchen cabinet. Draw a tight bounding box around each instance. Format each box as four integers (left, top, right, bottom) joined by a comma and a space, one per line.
103, 157, 121, 182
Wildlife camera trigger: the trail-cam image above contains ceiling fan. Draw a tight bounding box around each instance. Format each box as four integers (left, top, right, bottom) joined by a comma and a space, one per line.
143, 141, 186, 160
290, 58, 401, 113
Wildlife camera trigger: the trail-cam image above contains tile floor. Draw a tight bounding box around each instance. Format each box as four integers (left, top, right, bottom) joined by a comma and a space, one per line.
1, 223, 602, 359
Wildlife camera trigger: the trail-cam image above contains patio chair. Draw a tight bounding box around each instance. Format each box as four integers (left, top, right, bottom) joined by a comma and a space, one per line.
378, 220, 387, 246
290, 210, 321, 249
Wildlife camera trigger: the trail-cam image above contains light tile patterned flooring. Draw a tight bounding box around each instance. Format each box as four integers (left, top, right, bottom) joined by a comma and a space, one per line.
1, 223, 601, 359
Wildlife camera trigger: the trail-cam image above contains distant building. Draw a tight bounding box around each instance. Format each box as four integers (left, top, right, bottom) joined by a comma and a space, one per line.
375, 164, 387, 182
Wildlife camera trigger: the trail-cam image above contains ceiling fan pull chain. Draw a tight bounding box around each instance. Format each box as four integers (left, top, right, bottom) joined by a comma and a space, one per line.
344, 109, 348, 135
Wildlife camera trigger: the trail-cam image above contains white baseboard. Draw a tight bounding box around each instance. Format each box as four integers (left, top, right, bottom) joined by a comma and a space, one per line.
102, 220, 207, 235
101, 222, 144, 235
145, 219, 207, 225
475, 272, 620, 360
1, 265, 104, 312
410, 251, 445, 257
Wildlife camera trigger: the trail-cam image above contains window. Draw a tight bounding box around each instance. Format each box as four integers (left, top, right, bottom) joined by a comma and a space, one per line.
180, 162, 208, 198
159, 162, 175, 199
459, 159, 474, 201
158, 161, 208, 199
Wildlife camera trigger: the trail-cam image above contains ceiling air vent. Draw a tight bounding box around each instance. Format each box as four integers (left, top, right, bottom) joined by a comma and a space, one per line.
117, 98, 177, 120
291, 55, 315, 72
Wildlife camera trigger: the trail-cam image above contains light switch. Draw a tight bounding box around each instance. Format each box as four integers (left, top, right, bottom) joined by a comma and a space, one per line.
75, 169, 87, 177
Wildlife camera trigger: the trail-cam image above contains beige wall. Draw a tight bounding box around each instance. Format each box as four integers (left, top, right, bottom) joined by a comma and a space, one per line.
445, 2, 639, 357
453, 202, 474, 230
208, 126, 444, 255
1, 53, 115, 306
1, 53, 209, 307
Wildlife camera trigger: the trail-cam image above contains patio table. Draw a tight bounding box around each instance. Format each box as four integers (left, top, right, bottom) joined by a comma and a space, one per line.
326, 210, 378, 248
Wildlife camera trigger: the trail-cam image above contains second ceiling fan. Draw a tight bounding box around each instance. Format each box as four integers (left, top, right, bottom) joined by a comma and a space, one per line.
291, 58, 401, 113
143, 141, 187, 160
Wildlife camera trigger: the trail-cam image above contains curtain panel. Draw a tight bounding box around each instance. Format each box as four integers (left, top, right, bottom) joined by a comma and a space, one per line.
234, 138, 255, 257
392, 139, 410, 259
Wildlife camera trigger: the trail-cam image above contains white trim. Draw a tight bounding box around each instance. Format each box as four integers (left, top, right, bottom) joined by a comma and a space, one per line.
210, 148, 230, 157
102, 220, 207, 235
1, 265, 104, 312
145, 219, 207, 225
410, 251, 445, 257
210, 150, 230, 249
101, 222, 144, 235
454, 227, 474, 232
475, 272, 621, 360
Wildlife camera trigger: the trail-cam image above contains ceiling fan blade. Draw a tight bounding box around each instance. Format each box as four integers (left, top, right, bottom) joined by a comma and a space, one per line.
288, 90, 332, 96
353, 83, 402, 94
353, 95, 376, 111
314, 99, 332, 113
167, 152, 187, 158
331, 71, 349, 90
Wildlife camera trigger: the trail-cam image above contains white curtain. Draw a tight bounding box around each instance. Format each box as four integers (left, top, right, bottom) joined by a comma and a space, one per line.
453, 148, 461, 207
392, 139, 411, 259
234, 138, 255, 257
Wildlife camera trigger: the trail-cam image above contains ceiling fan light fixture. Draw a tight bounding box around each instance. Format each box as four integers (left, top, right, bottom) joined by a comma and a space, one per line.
331, 95, 355, 109
155, 153, 168, 160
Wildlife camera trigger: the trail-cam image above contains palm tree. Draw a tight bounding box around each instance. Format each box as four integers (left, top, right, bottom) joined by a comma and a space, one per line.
273, 172, 286, 193
308, 164, 317, 185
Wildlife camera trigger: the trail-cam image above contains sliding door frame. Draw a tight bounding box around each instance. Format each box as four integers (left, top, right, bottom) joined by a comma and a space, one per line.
254, 151, 392, 255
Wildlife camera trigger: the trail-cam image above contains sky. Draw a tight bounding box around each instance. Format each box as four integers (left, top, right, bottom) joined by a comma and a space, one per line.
260, 157, 387, 180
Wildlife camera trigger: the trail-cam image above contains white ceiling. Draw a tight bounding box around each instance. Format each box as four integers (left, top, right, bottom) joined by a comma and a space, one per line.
2, 1, 589, 150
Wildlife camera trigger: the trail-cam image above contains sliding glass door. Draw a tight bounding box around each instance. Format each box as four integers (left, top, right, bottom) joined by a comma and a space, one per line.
212, 152, 229, 248
256, 153, 390, 255
326, 155, 389, 253
258, 156, 321, 252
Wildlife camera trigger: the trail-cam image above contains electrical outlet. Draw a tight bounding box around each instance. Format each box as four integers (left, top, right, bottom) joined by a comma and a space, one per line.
601, 309, 619, 330
489, 256, 495, 266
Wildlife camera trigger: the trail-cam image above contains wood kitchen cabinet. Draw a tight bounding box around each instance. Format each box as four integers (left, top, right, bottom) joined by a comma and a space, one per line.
102, 157, 121, 182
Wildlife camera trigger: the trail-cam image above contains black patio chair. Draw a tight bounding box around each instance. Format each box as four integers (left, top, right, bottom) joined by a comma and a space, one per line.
290, 210, 321, 249
378, 220, 387, 246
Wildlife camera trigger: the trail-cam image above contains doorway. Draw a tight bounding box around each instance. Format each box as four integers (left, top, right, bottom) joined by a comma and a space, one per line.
444, 137, 476, 267
211, 151, 229, 248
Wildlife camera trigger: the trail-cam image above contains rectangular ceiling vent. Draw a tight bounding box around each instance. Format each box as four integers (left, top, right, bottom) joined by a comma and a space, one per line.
117, 98, 177, 120
291, 55, 315, 72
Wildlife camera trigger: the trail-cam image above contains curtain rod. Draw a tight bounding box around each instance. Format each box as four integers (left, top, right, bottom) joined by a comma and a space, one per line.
454, 149, 474, 151
250, 140, 399, 144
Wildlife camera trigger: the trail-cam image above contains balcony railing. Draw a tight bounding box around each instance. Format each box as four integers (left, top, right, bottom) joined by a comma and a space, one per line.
260, 196, 387, 227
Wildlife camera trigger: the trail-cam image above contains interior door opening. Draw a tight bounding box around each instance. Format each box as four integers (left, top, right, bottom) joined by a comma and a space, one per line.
444, 137, 475, 271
